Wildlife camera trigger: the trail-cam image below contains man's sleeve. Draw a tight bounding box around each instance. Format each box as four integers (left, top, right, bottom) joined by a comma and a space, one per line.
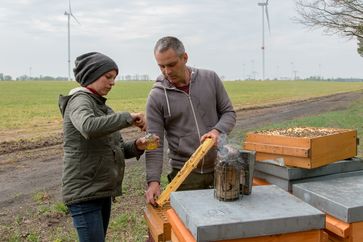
145, 90, 165, 183
213, 73, 236, 134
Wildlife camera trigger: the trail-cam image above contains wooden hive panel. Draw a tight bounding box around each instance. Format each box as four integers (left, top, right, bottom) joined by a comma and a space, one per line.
325, 214, 363, 242
144, 202, 171, 242
244, 127, 357, 169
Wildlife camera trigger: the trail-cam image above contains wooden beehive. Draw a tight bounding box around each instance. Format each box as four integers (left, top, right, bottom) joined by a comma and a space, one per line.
143, 138, 214, 241
243, 127, 357, 169
166, 208, 329, 242
325, 214, 363, 242
143, 202, 171, 242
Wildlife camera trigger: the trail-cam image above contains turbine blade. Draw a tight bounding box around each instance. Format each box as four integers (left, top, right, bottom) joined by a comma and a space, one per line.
265, 6, 271, 34
266, 0, 269, 4
71, 13, 81, 25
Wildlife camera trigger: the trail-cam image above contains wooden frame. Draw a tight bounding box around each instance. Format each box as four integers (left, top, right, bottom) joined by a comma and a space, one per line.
156, 138, 214, 207
252, 177, 270, 186
325, 214, 363, 242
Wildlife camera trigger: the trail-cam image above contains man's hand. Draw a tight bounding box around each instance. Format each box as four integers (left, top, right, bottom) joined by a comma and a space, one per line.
145, 181, 161, 206
200, 129, 220, 146
130, 112, 146, 131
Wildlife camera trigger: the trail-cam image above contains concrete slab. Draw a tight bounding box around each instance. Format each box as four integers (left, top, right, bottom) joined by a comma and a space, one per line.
255, 170, 363, 192
170, 185, 324, 242
293, 173, 363, 223
255, 158, 363, 180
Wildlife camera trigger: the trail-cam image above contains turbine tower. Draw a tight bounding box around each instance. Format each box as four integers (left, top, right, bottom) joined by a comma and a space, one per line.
64, 0, 80, 81
257, 0, 271, 80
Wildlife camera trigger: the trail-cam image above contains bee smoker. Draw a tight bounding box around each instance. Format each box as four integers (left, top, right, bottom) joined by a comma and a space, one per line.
239, 150, 256, 195
214, 145, 242, 201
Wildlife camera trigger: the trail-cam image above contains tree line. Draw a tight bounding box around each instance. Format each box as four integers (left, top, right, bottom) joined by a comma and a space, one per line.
0, 73, 68, 81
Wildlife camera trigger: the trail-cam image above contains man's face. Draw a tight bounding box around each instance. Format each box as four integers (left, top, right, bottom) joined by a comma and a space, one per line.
87, 70, 117, 96
155, 48, 188, 85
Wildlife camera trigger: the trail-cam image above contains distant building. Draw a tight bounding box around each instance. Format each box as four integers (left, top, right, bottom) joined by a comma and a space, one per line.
119, 74, 150, 81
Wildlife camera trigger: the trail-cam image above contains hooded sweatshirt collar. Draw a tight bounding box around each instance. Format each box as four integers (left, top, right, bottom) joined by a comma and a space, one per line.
154, 66, 196, 90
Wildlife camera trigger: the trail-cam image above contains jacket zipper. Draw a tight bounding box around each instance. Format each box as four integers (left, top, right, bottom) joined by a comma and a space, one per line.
186, 94, 205, 174
163, 69, 207, 173
184, 70, 205, 174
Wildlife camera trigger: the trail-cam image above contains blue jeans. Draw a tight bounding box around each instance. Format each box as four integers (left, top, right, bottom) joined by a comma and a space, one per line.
68, 197, 112, 242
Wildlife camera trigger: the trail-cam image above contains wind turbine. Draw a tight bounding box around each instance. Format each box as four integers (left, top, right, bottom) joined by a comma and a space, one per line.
257, 0, 271, 80
64, 0, 80, 81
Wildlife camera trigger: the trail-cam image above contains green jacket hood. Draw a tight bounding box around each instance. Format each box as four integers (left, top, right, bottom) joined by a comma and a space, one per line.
58, 87, 104, 117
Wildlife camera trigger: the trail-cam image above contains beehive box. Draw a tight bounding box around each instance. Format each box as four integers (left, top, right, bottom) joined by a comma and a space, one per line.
143, 203, 171, 242
166, 209, 328, 242
253, 158, 363, 192
169, 186, 325, 242
243, 127, 357, 169
293, 174, 363, 242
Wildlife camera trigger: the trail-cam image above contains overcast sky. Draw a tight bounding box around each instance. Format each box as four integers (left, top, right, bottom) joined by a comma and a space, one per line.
1, 0, 362, 80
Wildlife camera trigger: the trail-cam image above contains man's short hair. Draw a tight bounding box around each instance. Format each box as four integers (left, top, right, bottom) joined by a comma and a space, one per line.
154, 36, 185, 56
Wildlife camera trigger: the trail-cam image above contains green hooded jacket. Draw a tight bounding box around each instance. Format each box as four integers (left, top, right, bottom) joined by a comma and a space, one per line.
58, 87, 143, 205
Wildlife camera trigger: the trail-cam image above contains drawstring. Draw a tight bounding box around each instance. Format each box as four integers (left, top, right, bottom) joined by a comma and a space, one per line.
163, 87, 171, 117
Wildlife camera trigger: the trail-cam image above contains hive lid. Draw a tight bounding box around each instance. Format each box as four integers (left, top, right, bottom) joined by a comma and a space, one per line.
255, 158, 363, 180
255, 169, 363, 192
293, 173, 363, 223
170, 185, 324, 242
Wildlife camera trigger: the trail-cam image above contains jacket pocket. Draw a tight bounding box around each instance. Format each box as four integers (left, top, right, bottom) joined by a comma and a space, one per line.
62, 153, 82, 186
114, 148, 125, 177
113, 147, 125, 194
176, 133, 199, 157
80, 154, 103, 181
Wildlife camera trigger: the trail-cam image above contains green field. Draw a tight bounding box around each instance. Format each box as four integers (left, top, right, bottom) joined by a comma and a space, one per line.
1, 80, 363, 132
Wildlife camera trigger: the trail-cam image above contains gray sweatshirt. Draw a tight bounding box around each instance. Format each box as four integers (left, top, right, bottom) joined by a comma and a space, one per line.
145, 67, 236, 183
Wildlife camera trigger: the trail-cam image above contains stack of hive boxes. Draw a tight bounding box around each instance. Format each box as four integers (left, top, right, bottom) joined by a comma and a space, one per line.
243, 127, 363, 242
167, 186, 327, 242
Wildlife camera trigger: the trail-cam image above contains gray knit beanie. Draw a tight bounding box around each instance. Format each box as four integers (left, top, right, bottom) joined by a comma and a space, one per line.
73, 52, 119, 86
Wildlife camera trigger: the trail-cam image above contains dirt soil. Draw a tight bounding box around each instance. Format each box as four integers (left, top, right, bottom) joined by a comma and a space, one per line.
1, 90, 363, 238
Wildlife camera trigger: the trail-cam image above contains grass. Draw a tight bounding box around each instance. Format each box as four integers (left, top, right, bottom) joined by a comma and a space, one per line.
52, 202, 68, 214
0, 81, 153, 131
224, 80, 363, 109
1, 80, 363, 132
32, 191, 50, 203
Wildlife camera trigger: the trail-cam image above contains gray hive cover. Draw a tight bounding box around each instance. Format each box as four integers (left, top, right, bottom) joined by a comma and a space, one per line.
254, 170, 363, 192
170, 185, 325, 242
293, 173, 363, 223
255, 158, 363, 180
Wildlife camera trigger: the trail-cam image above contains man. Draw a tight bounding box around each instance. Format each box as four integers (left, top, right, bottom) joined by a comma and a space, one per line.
145, 36, 236, 206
